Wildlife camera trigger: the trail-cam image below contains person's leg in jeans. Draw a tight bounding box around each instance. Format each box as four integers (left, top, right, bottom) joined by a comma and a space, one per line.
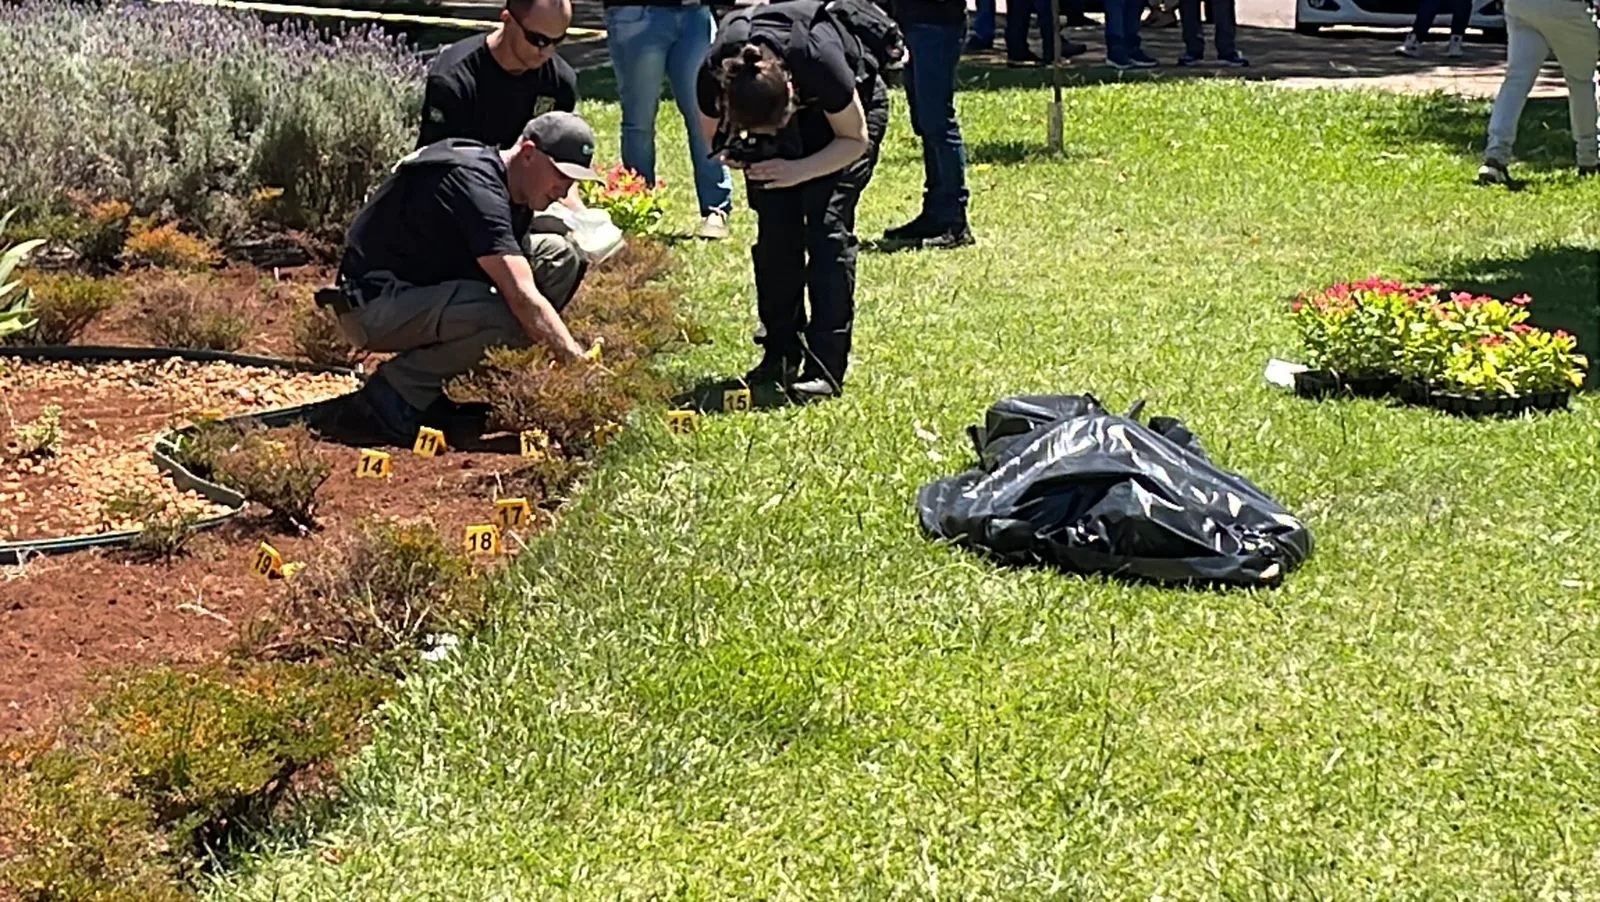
900, 24, 971, 240
746, 181, 808, 379
1106, 0, 1148, 63
1104, 0, 1128, 61
1123, 0, 1148, 58
968, 0, 996, 50
1483, 6, 1549, 171
1177, 0, 1205, 60
665, 5, 734, 227
1532, 0, 1600, 168
605, 6, 671, 185
1447, 0, 1471, 36
1212, 0, 1240, 59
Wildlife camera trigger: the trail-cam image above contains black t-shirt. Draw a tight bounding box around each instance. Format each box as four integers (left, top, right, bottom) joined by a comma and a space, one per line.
697, 6, 859, 158
418, 34, 578, 149
340, 142, 532, 288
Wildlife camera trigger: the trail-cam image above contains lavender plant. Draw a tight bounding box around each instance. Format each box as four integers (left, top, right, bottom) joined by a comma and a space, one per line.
0, 1, 422, 240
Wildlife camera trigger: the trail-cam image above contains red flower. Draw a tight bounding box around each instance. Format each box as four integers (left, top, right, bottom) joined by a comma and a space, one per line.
1480, 334, 1506, 346
1511, 294, 1532, 306
1511, 323, 1533, 334
1291, 300, 1305, 312
1555, 330, 1572, 340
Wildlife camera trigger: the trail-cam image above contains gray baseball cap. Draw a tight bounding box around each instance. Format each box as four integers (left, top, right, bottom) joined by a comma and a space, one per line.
522, 111, 601, 181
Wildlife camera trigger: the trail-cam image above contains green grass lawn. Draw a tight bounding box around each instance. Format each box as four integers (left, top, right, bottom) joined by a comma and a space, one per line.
219, 78, 1600, 898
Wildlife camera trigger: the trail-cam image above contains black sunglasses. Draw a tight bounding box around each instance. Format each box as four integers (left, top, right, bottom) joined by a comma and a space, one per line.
508, 9, 566, 48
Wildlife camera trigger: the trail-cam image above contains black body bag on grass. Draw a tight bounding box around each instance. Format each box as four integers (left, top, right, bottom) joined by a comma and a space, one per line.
916, 394, 1314, 587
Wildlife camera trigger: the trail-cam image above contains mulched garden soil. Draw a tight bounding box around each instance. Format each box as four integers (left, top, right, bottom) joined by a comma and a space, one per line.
0, 358, 543, 739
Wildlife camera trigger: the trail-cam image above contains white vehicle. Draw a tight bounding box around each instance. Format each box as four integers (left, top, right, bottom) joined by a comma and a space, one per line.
1294, 0, 1506, 39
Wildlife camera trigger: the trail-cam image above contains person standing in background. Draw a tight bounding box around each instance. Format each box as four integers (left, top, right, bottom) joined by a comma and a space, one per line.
882, 0, 975, 249
1005, 0, 1088, 63
604, 0, 736, 240
1478, 0, 1598, 183
1176, 0, 1247, 66
965, 0, 996, 52
1396, 0, 1471, 58
1104, 0, 1158, 68
418, 0, 579, 149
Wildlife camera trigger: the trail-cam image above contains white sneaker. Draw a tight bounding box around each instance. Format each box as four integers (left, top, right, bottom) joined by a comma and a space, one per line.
697, 209, 730, 241
1446, 35, 1464, 57
1396, 34, 1421, 58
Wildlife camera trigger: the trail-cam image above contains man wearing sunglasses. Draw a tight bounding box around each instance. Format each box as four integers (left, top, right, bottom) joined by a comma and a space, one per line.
418, 0, 579, 150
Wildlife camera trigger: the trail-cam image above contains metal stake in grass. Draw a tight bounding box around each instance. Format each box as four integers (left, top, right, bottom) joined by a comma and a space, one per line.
1048, 0, 1064, 153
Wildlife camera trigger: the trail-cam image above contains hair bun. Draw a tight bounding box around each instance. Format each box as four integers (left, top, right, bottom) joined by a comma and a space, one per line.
739, 44, 764, 66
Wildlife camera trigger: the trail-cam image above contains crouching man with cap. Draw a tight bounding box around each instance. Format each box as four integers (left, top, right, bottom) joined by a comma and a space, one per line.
308, 111, 603, 447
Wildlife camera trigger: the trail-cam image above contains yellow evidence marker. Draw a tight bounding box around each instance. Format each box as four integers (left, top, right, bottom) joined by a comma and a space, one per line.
494, 497, 533, 530
250, 542, 283, 580
723, 388, 752, 412
413, 426, 446, 458
593, 422, 622, 447
463, 524, 502, 556
356, 448, 392, 478
665, 409, 698, 435
519, 428, 550, 460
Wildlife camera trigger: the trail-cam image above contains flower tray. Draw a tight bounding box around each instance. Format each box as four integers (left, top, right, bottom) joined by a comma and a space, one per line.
1292, 370, 1399, 400
1422, 389, 1570, 418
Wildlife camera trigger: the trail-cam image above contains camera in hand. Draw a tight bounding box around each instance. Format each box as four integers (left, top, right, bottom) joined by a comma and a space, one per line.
715, 129, 785, 166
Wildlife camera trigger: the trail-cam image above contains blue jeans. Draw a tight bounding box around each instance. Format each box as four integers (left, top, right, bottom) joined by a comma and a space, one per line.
903, 23, 970, 227
970, 0, 996, 44
604, 4, 733, 215
1005, 0, 1057, 58
1104, 0, 1145, 60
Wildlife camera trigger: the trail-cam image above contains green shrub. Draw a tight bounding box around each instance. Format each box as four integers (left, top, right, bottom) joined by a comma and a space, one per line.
289, 295, 362, 368
254, 518, 481, 671
77, 200, 135, 271
16, 273, 124, 344
0, 746, 186, 902
214, 424, 331, 532
0, 209, 43, 341
101, 488, 200, 561
89, 664, 388, 859
7, 405, 63, 458
140, 275, 248, 351
447, 240, 695, 454
0, 2, 420, 239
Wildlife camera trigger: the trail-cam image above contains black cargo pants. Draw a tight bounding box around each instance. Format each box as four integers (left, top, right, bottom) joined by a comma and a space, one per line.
745, 77, 889, 387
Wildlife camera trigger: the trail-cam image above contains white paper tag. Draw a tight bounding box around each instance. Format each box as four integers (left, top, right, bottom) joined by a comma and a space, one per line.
1264, 358, 1309, 389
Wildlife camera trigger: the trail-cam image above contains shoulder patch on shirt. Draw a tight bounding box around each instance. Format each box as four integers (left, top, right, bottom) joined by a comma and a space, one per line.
427, 106, 445, 123
532, 96, 556, 117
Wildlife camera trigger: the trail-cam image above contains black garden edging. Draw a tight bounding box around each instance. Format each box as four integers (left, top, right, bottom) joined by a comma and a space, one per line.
0, 345, 360, 565
1294, 369, 1572, 418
